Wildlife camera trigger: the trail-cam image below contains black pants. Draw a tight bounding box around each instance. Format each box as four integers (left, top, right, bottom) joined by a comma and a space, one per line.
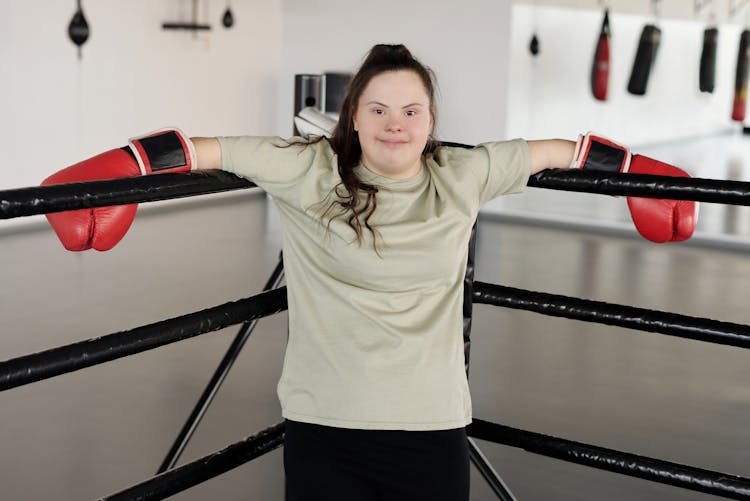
284, 420, 470, 501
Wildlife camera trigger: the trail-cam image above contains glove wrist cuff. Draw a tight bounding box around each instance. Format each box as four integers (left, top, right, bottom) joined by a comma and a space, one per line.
128, 128, 196, 175
570, 132, 631, 173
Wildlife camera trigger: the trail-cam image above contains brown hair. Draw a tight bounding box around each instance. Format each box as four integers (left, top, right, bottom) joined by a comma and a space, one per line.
322, 44, 439, 248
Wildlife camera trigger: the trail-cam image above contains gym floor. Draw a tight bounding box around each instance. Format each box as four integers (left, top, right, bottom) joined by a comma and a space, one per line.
1, 133, 749, 500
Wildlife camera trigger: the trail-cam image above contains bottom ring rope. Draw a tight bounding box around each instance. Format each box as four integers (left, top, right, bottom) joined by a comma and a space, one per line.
468, 418, 750, 500
99, 422, 285, 501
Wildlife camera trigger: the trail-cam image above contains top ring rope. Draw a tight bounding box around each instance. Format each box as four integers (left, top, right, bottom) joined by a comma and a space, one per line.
2, 169, 750, 220
0, 170, 255, 220
528, 169, 750, 204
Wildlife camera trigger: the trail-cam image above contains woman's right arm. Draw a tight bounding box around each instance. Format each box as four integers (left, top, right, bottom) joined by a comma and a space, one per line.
192, 137, 222, 170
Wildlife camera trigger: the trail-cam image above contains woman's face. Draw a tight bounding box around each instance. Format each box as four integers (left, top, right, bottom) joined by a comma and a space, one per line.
352, 70, 433, 180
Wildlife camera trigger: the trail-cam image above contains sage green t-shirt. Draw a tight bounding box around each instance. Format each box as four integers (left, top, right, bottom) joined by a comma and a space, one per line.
219, 136, 530, 430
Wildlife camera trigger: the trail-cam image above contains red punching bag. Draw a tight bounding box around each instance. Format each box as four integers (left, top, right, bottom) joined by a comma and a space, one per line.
591, 8, 611, 101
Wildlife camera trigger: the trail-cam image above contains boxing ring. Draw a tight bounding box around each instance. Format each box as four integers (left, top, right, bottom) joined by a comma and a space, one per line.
2, 168, 750, 500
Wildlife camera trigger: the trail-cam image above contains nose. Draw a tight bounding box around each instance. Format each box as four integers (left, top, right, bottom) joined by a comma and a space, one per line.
385, 114, 403, 132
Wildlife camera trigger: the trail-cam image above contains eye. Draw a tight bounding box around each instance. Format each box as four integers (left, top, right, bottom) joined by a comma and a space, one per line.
372, 108, 385, 115
405, 109, 417, 117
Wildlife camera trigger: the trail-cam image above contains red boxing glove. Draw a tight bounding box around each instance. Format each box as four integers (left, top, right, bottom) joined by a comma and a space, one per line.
570, 133, 697, 243
42, 128, 196, 251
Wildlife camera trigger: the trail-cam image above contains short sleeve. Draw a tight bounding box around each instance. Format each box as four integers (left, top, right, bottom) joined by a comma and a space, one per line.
474, 139, 531, 205
432, 139, 531, 207
218, 136, 335, 198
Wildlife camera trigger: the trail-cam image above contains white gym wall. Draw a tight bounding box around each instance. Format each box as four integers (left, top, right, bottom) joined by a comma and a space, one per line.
2, 0, 747, 227
277, 0, 512, 145
1, 0, 283, 191
507, 3, 742, 143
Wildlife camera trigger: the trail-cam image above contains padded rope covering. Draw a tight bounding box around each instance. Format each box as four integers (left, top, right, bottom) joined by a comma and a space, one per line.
5, 169, 750, 220
468, 419, 750, 499
0, 287, 288, 392
528, 169, 750, 205
99, 422, 285, 501
473, 281, 750, 349
0, 170, 255, 219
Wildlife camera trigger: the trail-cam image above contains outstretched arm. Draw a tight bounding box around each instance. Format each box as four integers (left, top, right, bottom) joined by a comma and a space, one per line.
527, 139, 576, 175
195, 134, 576, 174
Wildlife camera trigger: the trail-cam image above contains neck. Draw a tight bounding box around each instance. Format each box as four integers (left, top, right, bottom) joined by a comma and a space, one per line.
361, 159, 423, 180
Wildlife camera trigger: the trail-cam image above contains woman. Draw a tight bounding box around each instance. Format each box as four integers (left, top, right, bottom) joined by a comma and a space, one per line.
192, 44, 574, 500
43, 43, 690, 500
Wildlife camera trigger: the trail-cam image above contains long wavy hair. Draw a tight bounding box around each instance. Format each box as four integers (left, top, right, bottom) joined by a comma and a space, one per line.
321, 44, 439, 249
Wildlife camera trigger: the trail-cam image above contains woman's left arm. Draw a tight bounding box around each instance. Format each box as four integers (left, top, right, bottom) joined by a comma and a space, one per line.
527, 139, 576, 175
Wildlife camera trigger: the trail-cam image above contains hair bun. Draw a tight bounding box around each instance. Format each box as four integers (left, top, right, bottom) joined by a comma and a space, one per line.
362, 44, 416, 67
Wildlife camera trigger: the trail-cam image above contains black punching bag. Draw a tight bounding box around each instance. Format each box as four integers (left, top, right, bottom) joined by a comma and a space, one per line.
699, 27, 718, 93
732, 29, 750, 122
627, 24, 661, 95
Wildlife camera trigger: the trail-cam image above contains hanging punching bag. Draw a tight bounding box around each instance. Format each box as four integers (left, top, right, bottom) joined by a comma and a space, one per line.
627, 24, 661, 95
529, 34, 540, 56
591, 8, 611, 101
222, 4, 234, 28
699, 27, 718, 93
68, 0, 90, 59
732, 29, 750, 122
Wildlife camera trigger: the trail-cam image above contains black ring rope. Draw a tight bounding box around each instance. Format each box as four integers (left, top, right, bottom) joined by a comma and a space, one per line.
157, 256, 285, 474
473, 281, 750, 349
4, 281, 748, 393
94, 415, 750, 501
2, 169, 750, 221
468, 418, 750, 500
3, 168, 750, 499
0, 287, 287, 392
0, 170, 255, 220
529, 168, 750, 205
98, 422, 285, 501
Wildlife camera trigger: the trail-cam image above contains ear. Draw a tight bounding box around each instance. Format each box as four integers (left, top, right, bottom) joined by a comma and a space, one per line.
352, 113, 359, 132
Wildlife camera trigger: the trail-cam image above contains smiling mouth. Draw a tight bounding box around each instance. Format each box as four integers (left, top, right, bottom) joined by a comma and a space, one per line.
379, 139, 408, 146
